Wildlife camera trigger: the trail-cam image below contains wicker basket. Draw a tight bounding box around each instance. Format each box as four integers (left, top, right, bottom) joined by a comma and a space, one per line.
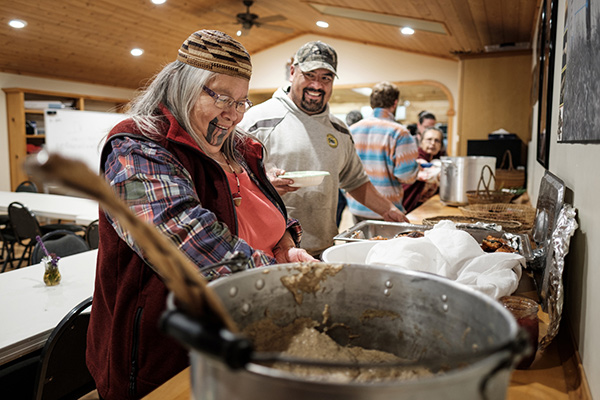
459, 203, 536, 230
466, 165, 513, 205
422, 215, 523, 232
495, 150, 525, 189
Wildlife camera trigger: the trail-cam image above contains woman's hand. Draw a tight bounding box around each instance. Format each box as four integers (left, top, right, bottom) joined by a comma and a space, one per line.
272, 231, 317, 263
274, 247, 317, 263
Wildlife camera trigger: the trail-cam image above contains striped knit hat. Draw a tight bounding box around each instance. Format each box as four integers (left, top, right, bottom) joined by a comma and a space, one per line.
177, 30, 252, 81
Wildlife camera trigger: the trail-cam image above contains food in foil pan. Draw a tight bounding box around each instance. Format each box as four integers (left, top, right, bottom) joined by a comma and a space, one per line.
337, 221, 532, 260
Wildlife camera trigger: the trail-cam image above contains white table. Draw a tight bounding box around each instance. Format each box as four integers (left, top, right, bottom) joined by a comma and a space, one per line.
0, 250, 98, 365
0, 191, 99, 225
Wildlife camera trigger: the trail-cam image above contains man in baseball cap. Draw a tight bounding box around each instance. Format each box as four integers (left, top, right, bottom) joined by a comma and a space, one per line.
293, 40, 338, 76
240, 40, 409, 257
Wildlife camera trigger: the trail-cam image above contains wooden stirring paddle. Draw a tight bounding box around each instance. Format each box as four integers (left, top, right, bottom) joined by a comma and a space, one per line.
24, 151, 238, 333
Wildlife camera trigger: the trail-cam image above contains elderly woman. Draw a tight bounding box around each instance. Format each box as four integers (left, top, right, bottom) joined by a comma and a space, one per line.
402, 127, 445, 213
86, 30, 314, 399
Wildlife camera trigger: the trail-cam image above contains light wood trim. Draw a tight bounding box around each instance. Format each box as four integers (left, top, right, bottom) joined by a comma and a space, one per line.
2, 87, 129, 104
5, 91, 29, 189
2, 88, 130, 190
457, 49, 532, 60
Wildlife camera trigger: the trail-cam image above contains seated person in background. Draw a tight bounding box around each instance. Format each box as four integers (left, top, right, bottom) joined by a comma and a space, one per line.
346, 81, 419, 223
87, 29, 314, 400
416, 110, 437, 144
406, 122, 418, 137
402, 127, 445, 212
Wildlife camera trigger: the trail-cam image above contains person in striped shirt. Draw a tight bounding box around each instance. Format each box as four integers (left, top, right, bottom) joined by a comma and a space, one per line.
346, 82, 420, 222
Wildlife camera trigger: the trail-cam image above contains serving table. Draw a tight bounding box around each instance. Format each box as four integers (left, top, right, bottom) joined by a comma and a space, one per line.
144, 195, 591, 399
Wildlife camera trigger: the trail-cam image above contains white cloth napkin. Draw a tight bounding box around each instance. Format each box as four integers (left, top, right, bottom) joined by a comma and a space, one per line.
365, 220, 523, 299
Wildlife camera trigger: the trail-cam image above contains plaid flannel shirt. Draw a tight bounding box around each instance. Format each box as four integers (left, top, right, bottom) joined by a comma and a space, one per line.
104, 136, 300, 280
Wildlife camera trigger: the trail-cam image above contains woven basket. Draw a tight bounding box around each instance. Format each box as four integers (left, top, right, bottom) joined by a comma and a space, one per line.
421, 215, 523, 232
495, 150, 525, 189
466, 165, 513, 205
459, 203, 536, 230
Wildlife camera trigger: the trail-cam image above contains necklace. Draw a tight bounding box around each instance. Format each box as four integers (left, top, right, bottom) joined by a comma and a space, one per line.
222, 156, 242, 207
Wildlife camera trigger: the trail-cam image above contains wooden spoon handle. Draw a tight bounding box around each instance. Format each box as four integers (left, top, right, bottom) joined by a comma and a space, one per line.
24, 152, 238, 332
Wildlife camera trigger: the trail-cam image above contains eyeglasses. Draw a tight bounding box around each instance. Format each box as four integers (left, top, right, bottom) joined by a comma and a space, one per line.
300, 71, 334, 85
202, 86, 253, 113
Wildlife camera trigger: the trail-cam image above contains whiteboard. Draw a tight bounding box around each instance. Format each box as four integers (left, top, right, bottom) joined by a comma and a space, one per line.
44, 109, 128, 173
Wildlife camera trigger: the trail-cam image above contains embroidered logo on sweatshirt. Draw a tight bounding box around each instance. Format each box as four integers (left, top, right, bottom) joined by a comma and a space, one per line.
326, 134, 338, 148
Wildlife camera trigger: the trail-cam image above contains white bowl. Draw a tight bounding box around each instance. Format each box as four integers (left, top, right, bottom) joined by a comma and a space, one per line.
279, 171, 330, 187
321, 241, 379, 264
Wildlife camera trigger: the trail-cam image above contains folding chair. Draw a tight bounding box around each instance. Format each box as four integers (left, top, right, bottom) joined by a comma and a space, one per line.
0, 226, 18, 273
32, 297, 95, 400
0, 180, 39, 245
15, 180, 38, 193
7, 202, 44, 270
84, 219, 99, 250
30, 230, 90, 265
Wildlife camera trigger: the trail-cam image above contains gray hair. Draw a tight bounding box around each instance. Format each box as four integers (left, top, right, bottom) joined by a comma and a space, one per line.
127, 60, 242, 162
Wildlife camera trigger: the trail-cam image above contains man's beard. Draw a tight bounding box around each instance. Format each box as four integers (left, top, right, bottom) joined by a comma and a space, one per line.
300, 89, 325, 113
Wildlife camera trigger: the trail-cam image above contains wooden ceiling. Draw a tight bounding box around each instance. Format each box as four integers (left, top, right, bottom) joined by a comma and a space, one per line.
1, 0, 541, 90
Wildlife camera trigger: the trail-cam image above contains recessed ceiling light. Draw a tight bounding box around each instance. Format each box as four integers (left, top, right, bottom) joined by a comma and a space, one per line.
131, 48, 144, 56
401, 27, 415, 35
236, 30, 242, 37
316, 20, 329, 28
9, 19, 27, 29
151, 0, 166, 4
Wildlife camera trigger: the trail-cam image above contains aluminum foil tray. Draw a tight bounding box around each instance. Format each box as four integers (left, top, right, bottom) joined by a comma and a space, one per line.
334, 220, 533, 260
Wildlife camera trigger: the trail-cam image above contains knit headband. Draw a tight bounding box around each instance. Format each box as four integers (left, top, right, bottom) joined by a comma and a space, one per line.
177, 30, 252, 81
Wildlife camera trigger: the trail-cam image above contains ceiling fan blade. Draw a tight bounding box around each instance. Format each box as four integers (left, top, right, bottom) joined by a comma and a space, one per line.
255, 14, 286, 24
308, 3, 447, 35
257, 24, 294, 34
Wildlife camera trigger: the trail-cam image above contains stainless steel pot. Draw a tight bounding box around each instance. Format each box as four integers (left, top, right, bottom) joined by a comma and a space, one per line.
168, 262, 524, 400
439, 156, 497, 206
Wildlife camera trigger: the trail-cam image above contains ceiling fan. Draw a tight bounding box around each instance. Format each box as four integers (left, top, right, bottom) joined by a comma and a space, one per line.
233, 0, 293, 36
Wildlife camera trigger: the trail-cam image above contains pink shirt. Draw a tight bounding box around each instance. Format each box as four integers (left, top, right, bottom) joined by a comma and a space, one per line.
225, 168, 285, 257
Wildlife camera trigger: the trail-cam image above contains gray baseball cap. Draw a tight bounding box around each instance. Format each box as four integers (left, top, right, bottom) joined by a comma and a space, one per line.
293, 41, 338, 76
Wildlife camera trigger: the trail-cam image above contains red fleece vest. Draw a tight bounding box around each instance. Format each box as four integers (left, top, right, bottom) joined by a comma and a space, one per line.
86, 110, 268, 399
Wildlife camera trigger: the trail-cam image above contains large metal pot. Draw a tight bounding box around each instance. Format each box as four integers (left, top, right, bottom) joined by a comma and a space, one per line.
165, 262, 524, 400
439, 156, 497, 206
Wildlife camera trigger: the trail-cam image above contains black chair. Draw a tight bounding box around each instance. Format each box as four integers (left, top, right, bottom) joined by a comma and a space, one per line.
41, 220, 86, 235
0, 181, 39, 241
30, 230, 90, 265
84, 219, 99, 250
15, 181, 84, 234
32, 297, 95, 400
6, 202, 45, 270
0, 226, 18, 273
15, 180, 38, 193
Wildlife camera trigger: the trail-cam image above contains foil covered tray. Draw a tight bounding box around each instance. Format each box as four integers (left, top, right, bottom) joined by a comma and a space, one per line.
334, 220, 533, 261
529, 171, 578, 351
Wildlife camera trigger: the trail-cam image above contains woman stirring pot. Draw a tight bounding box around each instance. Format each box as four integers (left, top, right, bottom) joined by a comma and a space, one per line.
86, 29, 315, 399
